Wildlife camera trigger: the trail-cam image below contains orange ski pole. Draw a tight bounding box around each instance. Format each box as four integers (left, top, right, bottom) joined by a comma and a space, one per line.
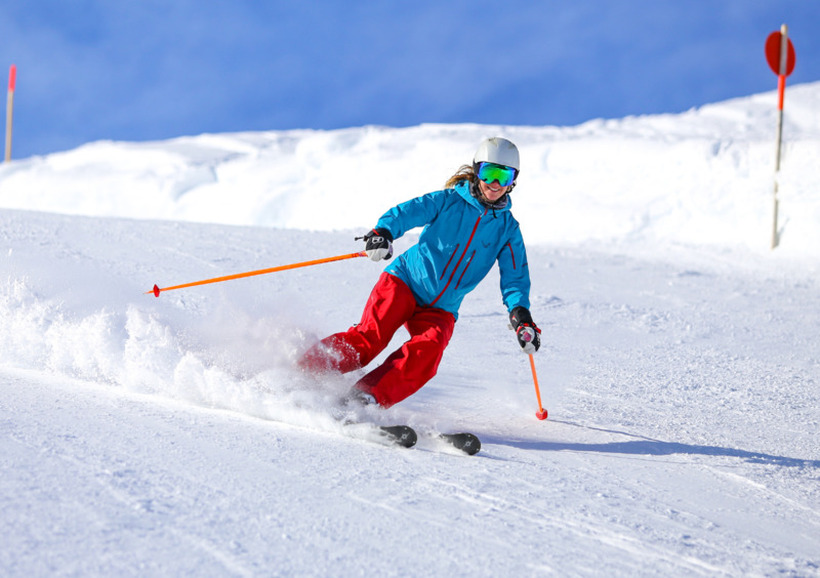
529, 354, 548, 420
147, 251, 367, 297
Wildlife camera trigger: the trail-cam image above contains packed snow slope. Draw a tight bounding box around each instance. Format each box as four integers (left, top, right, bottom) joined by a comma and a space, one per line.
1, 83, 819, 576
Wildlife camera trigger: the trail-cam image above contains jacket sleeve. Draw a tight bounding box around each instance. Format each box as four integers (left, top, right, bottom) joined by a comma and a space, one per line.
497, 224, 531, 312
374, 189, 449, 239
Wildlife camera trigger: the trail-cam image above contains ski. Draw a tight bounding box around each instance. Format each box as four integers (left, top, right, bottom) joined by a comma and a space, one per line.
339, 421, 417, 448
439, 432, 481, 455
378, 425, 418, 448
376, 429, 480, 455
341, 420, 477, 454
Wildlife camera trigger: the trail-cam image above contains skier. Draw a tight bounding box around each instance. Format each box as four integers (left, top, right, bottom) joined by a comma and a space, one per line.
298, 137, 540, 408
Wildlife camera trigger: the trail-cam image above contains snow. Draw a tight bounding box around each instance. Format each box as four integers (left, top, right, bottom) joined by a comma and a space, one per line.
1, 82, 819, 576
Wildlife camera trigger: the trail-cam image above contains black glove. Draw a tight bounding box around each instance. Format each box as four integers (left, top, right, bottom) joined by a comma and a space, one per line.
362, 228, 393, 261
509, 306, 541, 354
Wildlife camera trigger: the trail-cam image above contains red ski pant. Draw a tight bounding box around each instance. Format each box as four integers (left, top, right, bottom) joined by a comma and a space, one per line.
298, 273, 455, 408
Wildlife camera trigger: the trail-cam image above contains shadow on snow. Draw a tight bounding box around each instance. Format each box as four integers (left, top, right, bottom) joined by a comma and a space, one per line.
485, 420, 820, 469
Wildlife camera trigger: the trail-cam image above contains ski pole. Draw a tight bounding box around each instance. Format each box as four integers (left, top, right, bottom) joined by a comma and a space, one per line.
147, 250, 367, 297
529, 354, 548, 420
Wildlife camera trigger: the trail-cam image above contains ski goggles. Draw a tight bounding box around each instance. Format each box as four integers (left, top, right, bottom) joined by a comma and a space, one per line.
476, 162, 517, 187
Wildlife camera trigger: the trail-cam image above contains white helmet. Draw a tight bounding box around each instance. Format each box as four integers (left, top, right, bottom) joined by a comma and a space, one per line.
473, 137, 520, 171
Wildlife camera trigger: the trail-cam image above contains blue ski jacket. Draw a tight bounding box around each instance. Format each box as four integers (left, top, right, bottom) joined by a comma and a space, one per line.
375, 180, 531, 319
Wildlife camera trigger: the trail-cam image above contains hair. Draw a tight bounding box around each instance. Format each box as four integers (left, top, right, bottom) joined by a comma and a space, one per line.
444, 164, 478, 189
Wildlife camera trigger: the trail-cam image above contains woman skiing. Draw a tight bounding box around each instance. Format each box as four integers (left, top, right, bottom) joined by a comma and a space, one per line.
299, 137, 540, 408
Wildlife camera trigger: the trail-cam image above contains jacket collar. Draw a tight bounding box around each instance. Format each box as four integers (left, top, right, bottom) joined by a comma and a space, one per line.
454, 179, 512, 213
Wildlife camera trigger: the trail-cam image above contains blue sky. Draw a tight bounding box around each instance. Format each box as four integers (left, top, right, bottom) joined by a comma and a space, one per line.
2, 1, 819, 159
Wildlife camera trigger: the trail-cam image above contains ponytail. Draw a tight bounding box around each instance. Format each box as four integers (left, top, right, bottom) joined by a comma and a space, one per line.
444, 164, 479, 189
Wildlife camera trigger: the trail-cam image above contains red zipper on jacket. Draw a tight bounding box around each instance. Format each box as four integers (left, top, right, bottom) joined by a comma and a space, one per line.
439, 244, 460, 280
504, 241, 517, 269
430, 209, 486, 307
454, 250, 476, 290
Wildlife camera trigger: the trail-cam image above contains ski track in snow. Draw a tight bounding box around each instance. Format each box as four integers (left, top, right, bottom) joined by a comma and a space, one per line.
1, 83, 820, 576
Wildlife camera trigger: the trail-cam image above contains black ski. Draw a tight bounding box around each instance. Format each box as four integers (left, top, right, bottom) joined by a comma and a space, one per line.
440, 432, 481, 455
378, 425, 418, 448
343, 422, 477, 454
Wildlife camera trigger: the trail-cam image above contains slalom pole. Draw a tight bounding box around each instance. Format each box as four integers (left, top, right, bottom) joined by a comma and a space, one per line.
4, 64, 15, 163
147, 250, 367, 297
772, 26, 788, 249
764, 25, 797, 249
528, 354, 548, 420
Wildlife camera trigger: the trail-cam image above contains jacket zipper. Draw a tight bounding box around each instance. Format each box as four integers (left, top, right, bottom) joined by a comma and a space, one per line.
454, 250, 476, 290
505, 241, 517, 269
439, 244, 460, 280
430, 209, 486, 307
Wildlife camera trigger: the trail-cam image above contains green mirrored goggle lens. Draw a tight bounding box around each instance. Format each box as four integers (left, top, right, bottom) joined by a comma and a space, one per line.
477, 162, 516, 187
